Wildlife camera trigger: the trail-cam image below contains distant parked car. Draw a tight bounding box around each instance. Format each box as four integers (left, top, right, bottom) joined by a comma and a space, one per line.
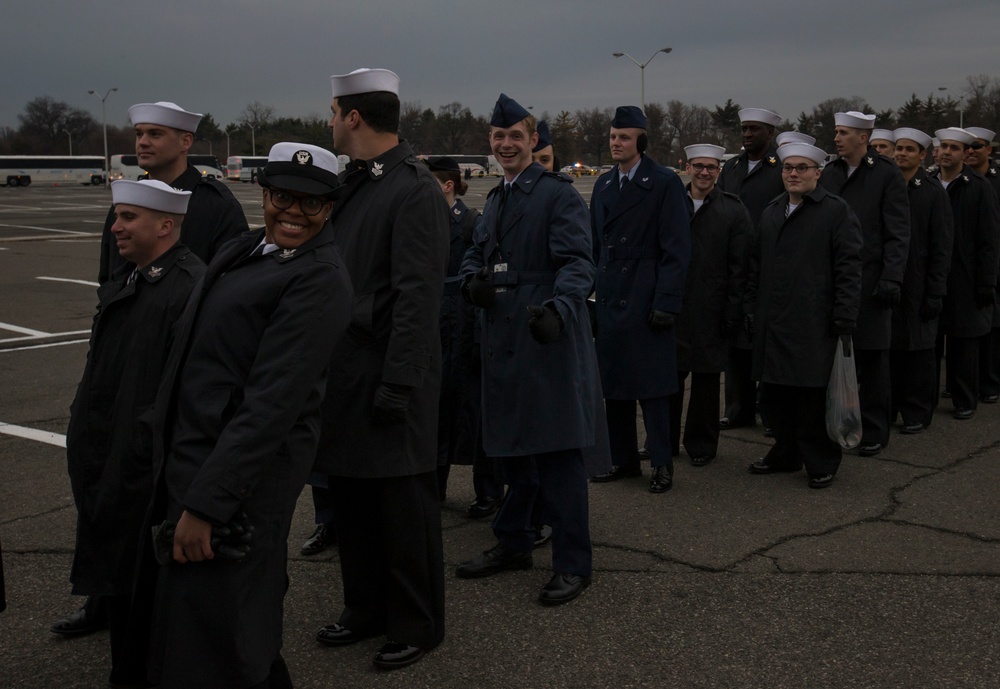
599, 164, 614, 173
561, 162, 598, 177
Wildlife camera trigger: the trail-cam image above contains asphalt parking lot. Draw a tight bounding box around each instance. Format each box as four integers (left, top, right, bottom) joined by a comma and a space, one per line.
1, 183, 999, 688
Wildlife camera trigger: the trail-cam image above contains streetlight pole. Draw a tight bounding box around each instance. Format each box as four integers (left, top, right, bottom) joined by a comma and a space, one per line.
62, 129, 72, 156
938, 86, 965, 128
612, 47, 672, 111
225, 126, 236, 160
88, 87, 117, 188
247, 123, 257, 157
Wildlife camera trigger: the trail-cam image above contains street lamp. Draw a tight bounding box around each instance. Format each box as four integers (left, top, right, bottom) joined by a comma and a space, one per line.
938, 86, 964, 128
62, 129, 72, 156
88, 87, 118, 188
612, 47, 672, 110
225, 126, 237, 160
246, 123, 257, 156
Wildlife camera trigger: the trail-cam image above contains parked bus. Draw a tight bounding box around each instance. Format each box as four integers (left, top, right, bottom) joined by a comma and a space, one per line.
111, 154, 226, 181
226, 156, 269, 182
417, 154, 501, 177
0, 156, 106, 187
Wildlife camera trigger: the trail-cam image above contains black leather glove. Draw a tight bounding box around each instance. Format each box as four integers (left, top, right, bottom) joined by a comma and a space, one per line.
873, 279, 901, 309
647, 309, 674, 332
919, 295, 943, 321
743, 313, 755, 339
976, 286, 996, 309
527, 304, 563, 344
465, 267, 495, 308
372, 382, 412, 425
209, 512, 254, 562
833, 319, 856, 336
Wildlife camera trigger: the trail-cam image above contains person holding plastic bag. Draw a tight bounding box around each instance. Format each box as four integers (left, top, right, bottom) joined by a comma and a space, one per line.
744, 142, 863, 489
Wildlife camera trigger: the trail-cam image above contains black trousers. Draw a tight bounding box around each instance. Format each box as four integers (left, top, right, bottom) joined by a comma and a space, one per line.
889, 348, 937, 428
978, 327, 1000, 397
946, 335, 981, 411
723, 347, 757, 425
493, 449, 592, 576
606, 396, 672, 471
669, 371, 721, 458
330, 472, 445, 650
759, 383, 841, 477
855, 348, 891, 447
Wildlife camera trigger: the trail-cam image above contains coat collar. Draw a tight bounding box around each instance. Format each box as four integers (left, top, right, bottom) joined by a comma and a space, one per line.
345, 140, 416, 182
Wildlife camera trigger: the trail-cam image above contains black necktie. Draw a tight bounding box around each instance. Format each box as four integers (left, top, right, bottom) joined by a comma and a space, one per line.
621, 175, 629, 190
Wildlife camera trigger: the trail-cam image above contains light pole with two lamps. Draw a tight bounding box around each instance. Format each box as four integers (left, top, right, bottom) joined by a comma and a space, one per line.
62, 129, 72, 156
612, 47, 672, 110
88, 87, 117, 188
938, 86, 965, 128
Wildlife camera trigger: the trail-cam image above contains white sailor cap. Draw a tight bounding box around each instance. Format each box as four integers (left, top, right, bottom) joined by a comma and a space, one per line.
111, 179, 192, 214
257, 143, 341, 197
932, 138, 940, 147
777, 143, 826, 166
964, 127, 996, 143
935, 127, 975, 145
684, 144, 726, 161
892, 128, 932, 150
738, 108, 781, 126
127, 102, 203, 133
834, 111, 876, 130
870, 129, 895, 143
776, 131, 816, 147
330, 68, 400, 98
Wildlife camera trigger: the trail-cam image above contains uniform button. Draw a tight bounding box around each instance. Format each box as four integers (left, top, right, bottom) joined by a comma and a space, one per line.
506, 250, 512, 257
622, 267, 628, 273
619, 237, 626, 244
505, 315, 511, 322
488, 317, 494, 324
602, 266, 607, 272
620, 300, 627, 307
601, 298, 607, 305
487, 348, 493, 358
506, 350, 514, 357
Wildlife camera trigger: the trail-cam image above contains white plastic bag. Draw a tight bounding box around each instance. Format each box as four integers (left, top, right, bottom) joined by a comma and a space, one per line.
826, 335, 862, 448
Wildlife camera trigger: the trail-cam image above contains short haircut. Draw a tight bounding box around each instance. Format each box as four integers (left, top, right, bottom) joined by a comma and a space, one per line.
335, 92, 400, 134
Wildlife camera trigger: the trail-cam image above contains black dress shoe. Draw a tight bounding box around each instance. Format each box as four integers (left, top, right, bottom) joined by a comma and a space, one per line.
50, 600, 109, 636
718, 416, 734, 429
648, 466, 673, 493
941, 389, 952, 398
316, 623, 376, 647
901, 422, 926, 434
762, 426, 774, 437
466, 495, 503, 519
747, 460, 799, 474
373, 641, 425, 670
533, 525, 552, 548
808, 474, 835, 489
300, 523, 335, 556
980, 394, 999, 404
590, 465, 642, 482
456, 543, 532, 578
858, 442, 883, 457
953, 407, 975, 420
719, 416, 754, 430
689, 454, 714, 467
637, 446, 650, 460
539, 573, 591, 606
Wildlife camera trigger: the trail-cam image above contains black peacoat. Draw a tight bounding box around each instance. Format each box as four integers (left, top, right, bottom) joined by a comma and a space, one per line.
819, 147, 911, 350
747, 186, 863, 387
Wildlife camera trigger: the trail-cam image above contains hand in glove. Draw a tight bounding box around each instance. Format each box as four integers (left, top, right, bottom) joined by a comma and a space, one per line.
832, 319, 855, 336
527, 305, 563, 344
647, 309, 674, 332
976, 286, 996, 309
873, 279, 901, 309
919, 295, 943, 321
465, 267, 495, 308
372, 382, 413, 425
743, 313, 755, 339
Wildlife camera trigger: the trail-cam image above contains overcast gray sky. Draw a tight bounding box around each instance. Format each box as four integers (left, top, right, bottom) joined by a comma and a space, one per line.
3, 0, 996, 131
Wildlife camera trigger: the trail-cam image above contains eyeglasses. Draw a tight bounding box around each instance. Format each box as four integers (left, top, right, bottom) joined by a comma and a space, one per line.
690, 163, 720, 173
266, 188, 327, 216
969, 141, 989, 150
781, 164, 819, 174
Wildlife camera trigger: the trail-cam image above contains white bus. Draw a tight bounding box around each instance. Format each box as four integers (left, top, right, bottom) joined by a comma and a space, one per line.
226, 156, 269, 182
0, 156, 106, 187
417, 154, 502, 177
111, 154, 226, 181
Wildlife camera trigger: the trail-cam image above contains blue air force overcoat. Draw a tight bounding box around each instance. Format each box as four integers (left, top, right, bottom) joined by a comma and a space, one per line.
149, 226, 353, 689
819, 148, 911, 350
747, 187, 863, 387
590, 155, 691, 399
461, 162, 602, 457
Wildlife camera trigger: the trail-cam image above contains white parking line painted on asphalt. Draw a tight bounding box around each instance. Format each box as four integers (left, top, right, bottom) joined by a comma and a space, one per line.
0, 322, 49, 337
0, 421, 66, 448
0, 338, 89, 352
0, 329, 90, 345
0, 222, 90, 235
37, 276, 100, 287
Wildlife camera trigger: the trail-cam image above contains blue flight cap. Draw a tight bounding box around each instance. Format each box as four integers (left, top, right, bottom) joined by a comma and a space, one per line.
491, 93, 531, 127
611, 105, 647, 130
533, 120, 552, 152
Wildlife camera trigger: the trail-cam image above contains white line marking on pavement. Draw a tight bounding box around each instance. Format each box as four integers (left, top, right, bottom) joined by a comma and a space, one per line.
0, 223, 90, 235
0, 421, 66, 448
37, 276, 100, 287
0, 338, 89, 352
0, 322, 50, 336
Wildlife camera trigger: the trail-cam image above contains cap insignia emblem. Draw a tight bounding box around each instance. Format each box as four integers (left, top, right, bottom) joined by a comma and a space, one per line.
294, 150, 312, 165
148, 266, 162, 277
372, 161, 384, 177
280, 248, 296, 259
453, 207, 461, 215
768, 156, 776, 165
913, 178, 921, 187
